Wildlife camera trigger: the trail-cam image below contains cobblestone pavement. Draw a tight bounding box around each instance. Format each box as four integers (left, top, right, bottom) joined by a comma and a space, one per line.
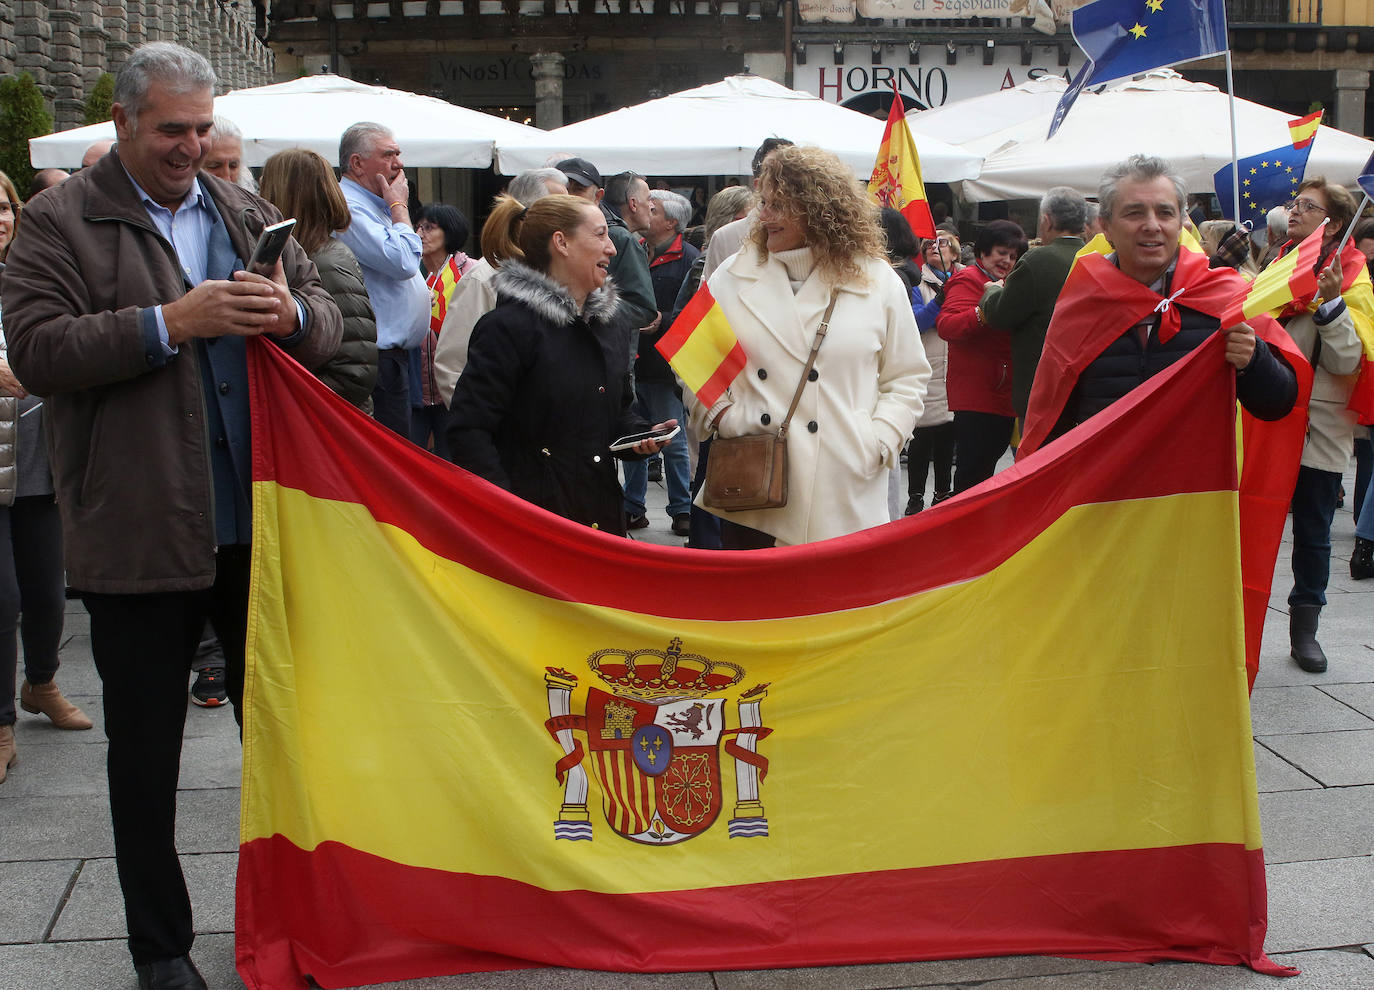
2, 457, 1371, 989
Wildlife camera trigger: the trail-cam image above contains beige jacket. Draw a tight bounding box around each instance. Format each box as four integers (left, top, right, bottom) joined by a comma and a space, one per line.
1284, 304, 1362, 473
433, 256, 498, 407
690, 248, 929, 546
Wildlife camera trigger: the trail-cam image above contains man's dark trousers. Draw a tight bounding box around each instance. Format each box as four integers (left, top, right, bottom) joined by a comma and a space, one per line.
81, 545, 250, 965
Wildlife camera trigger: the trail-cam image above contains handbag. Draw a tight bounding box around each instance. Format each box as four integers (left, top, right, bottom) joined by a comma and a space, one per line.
703, 293, 837, 511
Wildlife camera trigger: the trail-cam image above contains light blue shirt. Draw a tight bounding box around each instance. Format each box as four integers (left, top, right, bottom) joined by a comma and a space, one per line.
126, 171, 303, 349
335, 175, 431, 350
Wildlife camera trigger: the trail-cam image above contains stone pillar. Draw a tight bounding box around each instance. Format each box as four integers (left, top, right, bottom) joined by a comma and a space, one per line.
79, 4, 110, 106
1333, 68, 1369, 137
14, 1, 54, 97
103, 2, 132, 75
50, 0, 85, 129
530, 51, 565, 130
0, 0, 18, 76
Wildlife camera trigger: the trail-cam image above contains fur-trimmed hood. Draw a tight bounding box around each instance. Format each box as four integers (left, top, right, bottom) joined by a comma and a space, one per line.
491, 259, 620, 327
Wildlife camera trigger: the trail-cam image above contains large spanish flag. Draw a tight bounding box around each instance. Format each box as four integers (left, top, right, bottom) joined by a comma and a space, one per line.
237, 336, 1292, 988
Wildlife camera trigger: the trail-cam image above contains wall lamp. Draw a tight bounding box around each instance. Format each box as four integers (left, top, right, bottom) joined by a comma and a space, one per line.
833, 41, 845, 64
945, 40, 957, 65
983, 39, 995, 65
1058, 43, 1071, 66
871, 41, 883, 64
1021, 42, 1033, 65
908, 40, 919, 64
793, 38, 806, 64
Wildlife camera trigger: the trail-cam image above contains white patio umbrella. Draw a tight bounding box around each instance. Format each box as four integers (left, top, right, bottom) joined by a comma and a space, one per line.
29, 74, 538, 169
494, 74, 983, 183
945, 69, 1374, 202
906, 74, 1072, 152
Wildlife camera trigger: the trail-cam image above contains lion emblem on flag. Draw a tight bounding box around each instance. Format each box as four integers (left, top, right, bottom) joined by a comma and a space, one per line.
543, 638, 772, 845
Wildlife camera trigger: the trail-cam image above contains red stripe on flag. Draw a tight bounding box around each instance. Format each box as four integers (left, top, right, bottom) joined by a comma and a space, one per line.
656, 282, 717, 362
235, 835, 1292, 988
1286, 235, 1324, 301
694, 339, 747, 409
247, 334, 1239, 622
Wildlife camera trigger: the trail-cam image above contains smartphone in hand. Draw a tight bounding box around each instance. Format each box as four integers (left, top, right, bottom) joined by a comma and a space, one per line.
247, 218, 297, 276
609, 424, 680, 452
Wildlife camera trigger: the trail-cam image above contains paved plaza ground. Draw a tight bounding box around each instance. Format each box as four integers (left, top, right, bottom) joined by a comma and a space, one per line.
1, 458, 1371, 989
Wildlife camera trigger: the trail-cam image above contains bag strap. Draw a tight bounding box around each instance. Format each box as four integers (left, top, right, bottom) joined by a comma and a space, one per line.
777, 292, 837, 439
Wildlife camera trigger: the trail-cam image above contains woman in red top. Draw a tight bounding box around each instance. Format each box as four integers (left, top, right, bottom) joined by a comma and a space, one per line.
936, 220, 1026, 494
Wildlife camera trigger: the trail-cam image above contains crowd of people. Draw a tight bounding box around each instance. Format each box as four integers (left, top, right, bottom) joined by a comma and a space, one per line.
0, 37, 1371, 990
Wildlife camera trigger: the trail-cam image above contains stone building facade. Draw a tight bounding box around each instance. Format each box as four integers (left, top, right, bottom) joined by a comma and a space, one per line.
0, 0, 275, 129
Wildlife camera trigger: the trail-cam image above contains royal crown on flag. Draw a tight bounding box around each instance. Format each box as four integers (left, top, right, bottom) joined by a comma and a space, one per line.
587, 637, 743, 703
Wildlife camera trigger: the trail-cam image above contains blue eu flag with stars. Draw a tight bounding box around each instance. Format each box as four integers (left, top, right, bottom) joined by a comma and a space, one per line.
1050, 0, 1229, 138
1212, 144, 1310, 226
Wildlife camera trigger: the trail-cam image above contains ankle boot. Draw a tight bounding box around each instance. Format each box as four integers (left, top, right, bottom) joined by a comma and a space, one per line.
1352, 537, 1374, 580
0, 725, 15, 784
20, 680, 94, 730
904, 495, 924, 516
931, 490, 953, 505
1289, 605, 1328, 673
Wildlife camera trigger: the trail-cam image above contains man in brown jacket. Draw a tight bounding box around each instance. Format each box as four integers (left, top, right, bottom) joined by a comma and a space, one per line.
1, 42, 342, 990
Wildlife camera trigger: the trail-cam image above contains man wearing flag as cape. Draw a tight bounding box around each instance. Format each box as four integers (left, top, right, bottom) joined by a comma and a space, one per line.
1020, 154, 1303, 687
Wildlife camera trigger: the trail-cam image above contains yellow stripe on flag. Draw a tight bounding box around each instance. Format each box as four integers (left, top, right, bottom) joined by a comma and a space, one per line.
243, 482, 1260, 895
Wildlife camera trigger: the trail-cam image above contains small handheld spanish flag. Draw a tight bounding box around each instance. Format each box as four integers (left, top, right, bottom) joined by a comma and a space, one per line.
426, 255, 464, 334
655, 283, 747, 408
868, 82, 935, 239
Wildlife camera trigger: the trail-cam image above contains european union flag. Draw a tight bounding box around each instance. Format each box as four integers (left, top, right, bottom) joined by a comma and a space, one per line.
1213, 144, 1310, 226
1357, 150, 1374, 199
1050, 0, 1229, 138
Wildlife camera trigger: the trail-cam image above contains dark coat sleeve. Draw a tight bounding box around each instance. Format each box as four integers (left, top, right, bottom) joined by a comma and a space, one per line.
1236, 337, 1299, 422
446, 311, 528, 489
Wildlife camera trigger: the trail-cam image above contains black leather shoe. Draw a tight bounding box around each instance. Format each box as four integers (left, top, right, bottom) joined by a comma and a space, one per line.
1352, 537, 1374, 580
135, 955, 208, 990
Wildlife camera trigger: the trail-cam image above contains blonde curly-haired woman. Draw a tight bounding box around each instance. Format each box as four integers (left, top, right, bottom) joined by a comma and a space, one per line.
688, 145, 931, 548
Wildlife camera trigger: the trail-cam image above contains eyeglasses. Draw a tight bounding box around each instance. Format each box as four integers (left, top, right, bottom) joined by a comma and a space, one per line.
415, 221, 439, 232
0, 202, 15, 217
1289, 198, 1327, 216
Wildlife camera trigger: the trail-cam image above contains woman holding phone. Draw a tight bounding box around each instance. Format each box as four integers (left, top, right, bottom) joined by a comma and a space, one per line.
448, 194, 673, 536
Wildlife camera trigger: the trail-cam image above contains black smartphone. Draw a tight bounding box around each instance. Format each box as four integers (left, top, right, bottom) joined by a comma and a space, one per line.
609, 424, 680, 451
247, 218, 296, 276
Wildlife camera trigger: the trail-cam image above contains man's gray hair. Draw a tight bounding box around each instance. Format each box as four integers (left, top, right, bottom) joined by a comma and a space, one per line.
339, 122, 392, 171
507, 167, 566, 205
603, 171, 644, 212
651, 189, 692, 233
1098, 154, 1186, 222
1039, 186, 1088, 235
1266, 204, 1289, 240
113, 42, 215, 130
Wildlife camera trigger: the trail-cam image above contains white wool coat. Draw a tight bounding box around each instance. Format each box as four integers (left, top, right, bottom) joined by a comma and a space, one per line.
691, 247, 930, 546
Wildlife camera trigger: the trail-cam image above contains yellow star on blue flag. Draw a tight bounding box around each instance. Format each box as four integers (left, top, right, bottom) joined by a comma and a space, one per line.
1051, 0, 1229, 138
1214, 140, 1310, 225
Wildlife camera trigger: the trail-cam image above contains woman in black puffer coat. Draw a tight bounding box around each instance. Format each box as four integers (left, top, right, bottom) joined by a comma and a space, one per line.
448, 194, 675, 536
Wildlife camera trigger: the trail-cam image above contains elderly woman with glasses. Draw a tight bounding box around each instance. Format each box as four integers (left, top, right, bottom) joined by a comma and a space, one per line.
1275, 177, 1374, 673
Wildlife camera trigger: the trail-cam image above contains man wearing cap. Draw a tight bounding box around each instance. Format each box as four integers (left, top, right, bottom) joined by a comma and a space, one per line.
558, 157, 657, 337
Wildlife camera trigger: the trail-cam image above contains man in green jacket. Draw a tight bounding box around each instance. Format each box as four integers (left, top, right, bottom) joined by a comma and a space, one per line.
978, 187, 1088, 421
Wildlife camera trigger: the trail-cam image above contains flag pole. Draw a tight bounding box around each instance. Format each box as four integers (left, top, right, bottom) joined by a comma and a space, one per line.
1225, 50, 1242, 224
1334, 192, 1372, 259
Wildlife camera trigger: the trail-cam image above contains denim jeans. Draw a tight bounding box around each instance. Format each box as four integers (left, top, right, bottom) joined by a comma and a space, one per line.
1289, 465, 1342, 608
622, 380, 692, 518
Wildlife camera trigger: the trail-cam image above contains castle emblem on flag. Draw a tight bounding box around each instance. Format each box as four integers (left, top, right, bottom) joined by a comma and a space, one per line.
543, 638, 772, 844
